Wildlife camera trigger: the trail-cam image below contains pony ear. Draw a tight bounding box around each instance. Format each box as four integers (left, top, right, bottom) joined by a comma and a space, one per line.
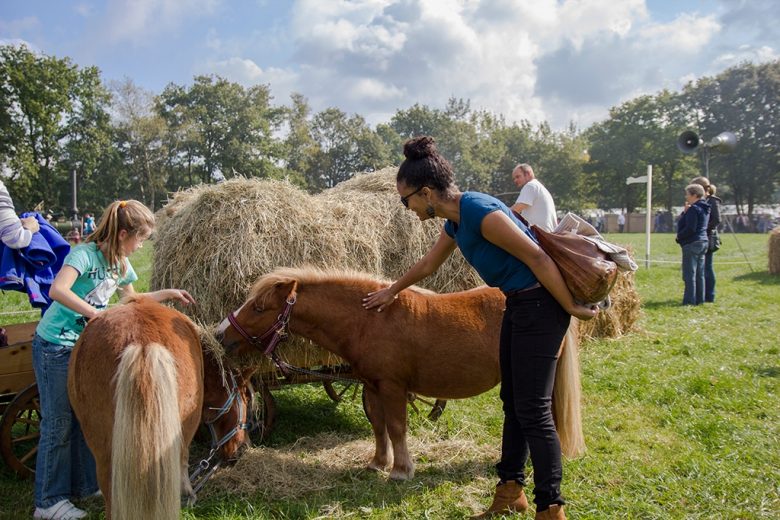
274, 278, 298, 299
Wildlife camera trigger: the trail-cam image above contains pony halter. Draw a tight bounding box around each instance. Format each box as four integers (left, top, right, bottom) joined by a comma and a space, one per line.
227, 293, 297, 355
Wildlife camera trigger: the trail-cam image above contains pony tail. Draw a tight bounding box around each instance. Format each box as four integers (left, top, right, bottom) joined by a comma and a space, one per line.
112, 343, 182, 520
552, 320, 585, 458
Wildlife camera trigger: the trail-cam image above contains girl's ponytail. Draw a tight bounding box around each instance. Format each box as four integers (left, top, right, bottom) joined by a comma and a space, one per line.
87, 200, 155, 276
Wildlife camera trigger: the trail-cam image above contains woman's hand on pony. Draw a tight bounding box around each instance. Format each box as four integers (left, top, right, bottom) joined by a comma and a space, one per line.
362, 287, 398, 312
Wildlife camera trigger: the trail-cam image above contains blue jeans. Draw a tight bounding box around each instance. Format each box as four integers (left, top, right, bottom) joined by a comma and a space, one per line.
32, 334, 97, 508
496, 287, 570, 510
681, 241, 707, 305
704, 250, 716, 302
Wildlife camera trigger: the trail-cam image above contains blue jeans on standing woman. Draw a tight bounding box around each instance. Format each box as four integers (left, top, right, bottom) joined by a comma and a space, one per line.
496, 286, 571, 510
32, 334, 98, 508
681, 240, 708, 305
704, 249, 716, 302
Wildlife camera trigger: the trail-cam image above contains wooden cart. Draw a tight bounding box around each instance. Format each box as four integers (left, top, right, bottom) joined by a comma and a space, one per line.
0, 321, 39, 479
252, 360, 446, 442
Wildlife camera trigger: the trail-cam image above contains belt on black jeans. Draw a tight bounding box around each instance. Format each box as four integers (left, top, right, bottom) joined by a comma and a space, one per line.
502, 283, 542, 298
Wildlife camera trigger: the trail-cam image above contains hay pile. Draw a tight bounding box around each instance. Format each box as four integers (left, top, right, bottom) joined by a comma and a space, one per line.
152, 168, 640, 363
206, 430, 498, 500
152, 168, 481, 370
769, 228, 780, 275
578, 270, 641, 341
152, 168, 481, 325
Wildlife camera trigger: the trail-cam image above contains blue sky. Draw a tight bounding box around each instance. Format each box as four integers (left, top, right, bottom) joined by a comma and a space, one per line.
1, 0, 777, 130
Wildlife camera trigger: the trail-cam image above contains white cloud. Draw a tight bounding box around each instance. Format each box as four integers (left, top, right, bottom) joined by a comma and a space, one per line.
203, 57, 299, 102
639, 13, 721, 54
713, 44, 778, 68
100, 0, 222, 45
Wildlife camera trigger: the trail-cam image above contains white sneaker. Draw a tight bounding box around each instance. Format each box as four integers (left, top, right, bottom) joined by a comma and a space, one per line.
33, 499, 87, 520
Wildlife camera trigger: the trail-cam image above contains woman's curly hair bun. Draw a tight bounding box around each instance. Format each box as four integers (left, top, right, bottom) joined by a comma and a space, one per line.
403, 136, 437, 160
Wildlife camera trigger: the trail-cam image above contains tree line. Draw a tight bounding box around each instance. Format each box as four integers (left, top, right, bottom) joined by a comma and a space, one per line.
1, 44, 778, 223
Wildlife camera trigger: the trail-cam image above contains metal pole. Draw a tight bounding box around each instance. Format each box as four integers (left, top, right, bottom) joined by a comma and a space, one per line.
71, 169, 78, 223
646, 164, 652, 269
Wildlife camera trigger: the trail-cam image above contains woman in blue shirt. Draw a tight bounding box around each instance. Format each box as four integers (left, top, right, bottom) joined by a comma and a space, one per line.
363, 137, 597, 520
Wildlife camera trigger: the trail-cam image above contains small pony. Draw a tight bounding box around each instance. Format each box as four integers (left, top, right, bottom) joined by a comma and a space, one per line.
68, 296, 254, 519
217, 267, 583, 480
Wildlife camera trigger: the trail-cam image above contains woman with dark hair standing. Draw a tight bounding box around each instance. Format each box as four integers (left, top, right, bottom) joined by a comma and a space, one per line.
362, 136, 598, 520
690, 177, 722, 302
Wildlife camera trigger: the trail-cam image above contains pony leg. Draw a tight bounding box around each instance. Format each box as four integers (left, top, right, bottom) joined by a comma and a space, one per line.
180, 447, 196, 507
380, 385, 413, 480
363, 386, 392, 471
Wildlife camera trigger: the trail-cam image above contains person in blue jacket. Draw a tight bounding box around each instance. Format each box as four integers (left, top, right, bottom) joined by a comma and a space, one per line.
676, 184, 711, 305
362, 136, 598, 520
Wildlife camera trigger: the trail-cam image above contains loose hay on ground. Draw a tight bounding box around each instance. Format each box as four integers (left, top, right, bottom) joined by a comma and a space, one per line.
206, 431, 498, 500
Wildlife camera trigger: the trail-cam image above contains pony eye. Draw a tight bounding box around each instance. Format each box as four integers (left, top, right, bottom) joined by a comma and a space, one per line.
253, 304, 263, 313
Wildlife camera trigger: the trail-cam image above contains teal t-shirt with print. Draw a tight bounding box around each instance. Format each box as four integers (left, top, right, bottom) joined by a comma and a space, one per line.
36, 242, 138, 346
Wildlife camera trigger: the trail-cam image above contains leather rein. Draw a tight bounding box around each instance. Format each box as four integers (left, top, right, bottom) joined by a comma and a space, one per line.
189, 368, 251, 494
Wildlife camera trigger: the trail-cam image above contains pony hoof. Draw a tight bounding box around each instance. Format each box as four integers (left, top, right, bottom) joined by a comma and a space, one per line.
389, 468, 413, 480
367, 461, 388, 472
181, 492, 197, 508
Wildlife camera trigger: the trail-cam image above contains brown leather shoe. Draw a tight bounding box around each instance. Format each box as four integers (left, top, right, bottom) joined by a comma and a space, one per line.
472, 480, 529, 518
534, 504, 566, 520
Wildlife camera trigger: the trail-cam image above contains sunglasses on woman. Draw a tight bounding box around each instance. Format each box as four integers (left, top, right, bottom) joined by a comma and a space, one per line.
400, 186, 424, 207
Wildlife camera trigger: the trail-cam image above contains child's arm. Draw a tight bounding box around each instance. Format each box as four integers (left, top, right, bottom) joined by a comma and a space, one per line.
120, 284, 196, 306
49, 266, 100, 319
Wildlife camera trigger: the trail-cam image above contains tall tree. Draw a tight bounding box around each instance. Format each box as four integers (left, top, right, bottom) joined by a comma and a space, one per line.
306, 108, 389, 190
0, 45, 111, 212
110, 78, 169, 210
157, 75, 284, 184
682, 60, 780, 221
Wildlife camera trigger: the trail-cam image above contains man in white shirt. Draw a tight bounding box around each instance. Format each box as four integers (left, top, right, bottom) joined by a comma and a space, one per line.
510, 163, 557, 231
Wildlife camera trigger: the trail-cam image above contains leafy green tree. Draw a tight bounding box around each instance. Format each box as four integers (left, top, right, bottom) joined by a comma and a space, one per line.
306, 108, 389, 190
157, 75, 284, 184
0, 45, 112, 212
682, 60, 780, 220
110, 78, 169, 210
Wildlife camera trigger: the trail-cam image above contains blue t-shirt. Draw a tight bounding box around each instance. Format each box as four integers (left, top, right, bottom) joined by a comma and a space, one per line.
36, 242, 138, 346
443, 192, 538, 292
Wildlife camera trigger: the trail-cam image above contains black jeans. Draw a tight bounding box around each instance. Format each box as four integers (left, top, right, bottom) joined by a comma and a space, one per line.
496, 286, 570, 509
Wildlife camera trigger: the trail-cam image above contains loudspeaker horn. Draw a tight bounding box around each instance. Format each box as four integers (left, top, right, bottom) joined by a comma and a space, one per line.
677, 130, 701, 154
706, 131, 737, 152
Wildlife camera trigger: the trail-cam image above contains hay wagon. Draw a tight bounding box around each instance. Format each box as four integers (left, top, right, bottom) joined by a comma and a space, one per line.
0, 321, 40, 479
245, 346, 447, 442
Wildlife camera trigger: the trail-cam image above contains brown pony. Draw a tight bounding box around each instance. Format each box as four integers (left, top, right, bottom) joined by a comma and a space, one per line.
217, 267, 583, 480
68, 296, 253, 519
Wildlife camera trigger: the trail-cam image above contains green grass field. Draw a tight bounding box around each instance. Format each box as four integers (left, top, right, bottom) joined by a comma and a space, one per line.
1, 233, 778, 519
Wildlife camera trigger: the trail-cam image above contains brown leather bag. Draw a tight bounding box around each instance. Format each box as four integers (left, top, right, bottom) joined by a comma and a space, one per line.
531, 225, 619, 304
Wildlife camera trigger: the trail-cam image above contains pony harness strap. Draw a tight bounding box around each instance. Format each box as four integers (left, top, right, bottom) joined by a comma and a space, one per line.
227, 293, 297, 355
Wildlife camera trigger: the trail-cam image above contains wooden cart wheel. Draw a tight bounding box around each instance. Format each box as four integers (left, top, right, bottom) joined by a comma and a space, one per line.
0, 383, 40, 479
361, 387, 447, 423
407, 392, 447, 421
250, 383, 277, 443
323, 379, 361, 402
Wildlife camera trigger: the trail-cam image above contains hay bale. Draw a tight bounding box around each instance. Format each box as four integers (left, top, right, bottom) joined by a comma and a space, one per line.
151, 169, 640, 364
577, 270, 641, 341
151, 169, 479, 325
769, 228, 780, 275
151, 169, 480, 371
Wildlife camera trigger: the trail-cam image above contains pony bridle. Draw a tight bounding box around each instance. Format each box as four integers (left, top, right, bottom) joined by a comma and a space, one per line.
190, 368, 251, 495
227, 293, 297, 356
